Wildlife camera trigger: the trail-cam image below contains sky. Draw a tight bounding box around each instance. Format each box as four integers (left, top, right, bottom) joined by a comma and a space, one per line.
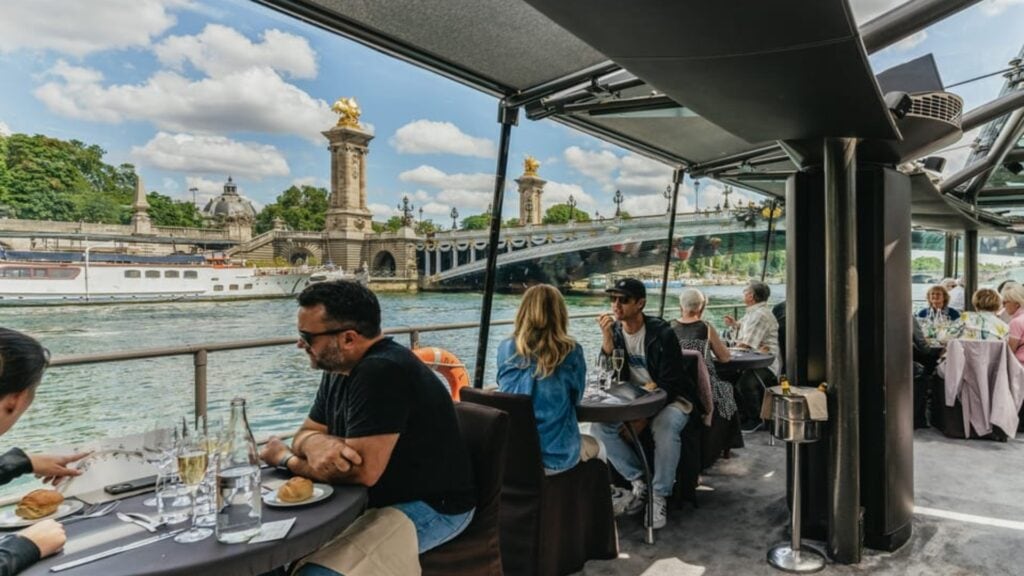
0, 0, 1022, 225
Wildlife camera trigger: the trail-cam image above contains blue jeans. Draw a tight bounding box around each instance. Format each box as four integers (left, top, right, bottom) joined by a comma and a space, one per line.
594, 403, 689, 497
296, 502, 475, 576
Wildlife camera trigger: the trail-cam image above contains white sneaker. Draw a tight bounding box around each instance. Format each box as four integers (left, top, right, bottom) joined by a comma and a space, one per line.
610, 486, 633, 516
624, 479, 647, 516
651, 494, 667, 530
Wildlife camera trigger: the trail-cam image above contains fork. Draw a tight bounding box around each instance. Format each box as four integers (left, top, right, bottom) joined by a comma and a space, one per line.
62, 501, 120, 525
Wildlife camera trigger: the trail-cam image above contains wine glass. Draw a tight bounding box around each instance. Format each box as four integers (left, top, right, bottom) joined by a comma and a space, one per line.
174, 431, 212, 543
141, 422, 175, 507
611, 349, 625, 384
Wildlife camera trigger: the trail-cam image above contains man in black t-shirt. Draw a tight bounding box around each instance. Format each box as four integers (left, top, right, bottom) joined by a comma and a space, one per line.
260, 280, 475, 570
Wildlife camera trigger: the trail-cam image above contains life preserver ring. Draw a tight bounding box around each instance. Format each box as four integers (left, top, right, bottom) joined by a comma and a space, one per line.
414, 347, 469, 401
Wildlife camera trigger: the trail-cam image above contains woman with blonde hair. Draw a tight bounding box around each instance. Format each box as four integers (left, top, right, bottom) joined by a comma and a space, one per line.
1001, 283, 1024, 364
497, 284, 595, 474
950, 288, 1009, 341
917, 284, 960, 322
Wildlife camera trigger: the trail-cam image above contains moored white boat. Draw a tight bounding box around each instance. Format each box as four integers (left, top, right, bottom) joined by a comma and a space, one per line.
0, 251, 353, 305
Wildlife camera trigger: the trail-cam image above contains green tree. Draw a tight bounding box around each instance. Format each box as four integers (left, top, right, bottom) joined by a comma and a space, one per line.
254, 185, 328, 233
461, 214, 491, 230
912, 256, 943, 272
415, 219, 440, 234
542, 203, 592, 224
146, 192, 204, 227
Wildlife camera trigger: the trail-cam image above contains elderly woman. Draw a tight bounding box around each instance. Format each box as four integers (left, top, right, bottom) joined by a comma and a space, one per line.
917, 285, 961, 322
1001, 283, 1024, 364
670, 289, 740, 453
0, 329, 89, 575
950, 289, 1009, 341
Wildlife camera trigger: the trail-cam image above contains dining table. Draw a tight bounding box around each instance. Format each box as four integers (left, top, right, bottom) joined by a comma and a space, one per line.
577, 385, 667, 546
16, 469, 367, 576
714, 349, 776, 440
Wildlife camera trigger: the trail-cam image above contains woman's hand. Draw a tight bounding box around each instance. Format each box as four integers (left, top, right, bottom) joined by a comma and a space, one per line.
723, 315, 736, 327
29, 452, 89, 485
19, 520, 65, 558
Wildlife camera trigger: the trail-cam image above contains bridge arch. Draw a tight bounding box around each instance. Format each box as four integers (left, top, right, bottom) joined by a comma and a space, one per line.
285, 242, 322, 265
371, 250, 397, 276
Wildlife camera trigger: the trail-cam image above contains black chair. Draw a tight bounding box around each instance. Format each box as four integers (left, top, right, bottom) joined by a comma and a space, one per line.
421, 402, 509, 575
461, 388, 618, 576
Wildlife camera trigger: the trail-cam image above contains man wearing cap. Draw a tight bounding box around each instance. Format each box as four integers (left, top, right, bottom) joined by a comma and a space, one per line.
593, 277, 699, 530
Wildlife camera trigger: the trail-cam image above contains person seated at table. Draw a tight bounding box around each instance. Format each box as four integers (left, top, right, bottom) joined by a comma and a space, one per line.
592, 278, 698, 530
497, 284, 597, 475
996, 280, 1019, 323
948, 288, 1008, 341
911, 316, 941, 429
722, 280, 780, 429
917, 284, 960, 323
670, 289, 739, 426
947, 277, 966, 311
1001, 283, 1024, 365
0, 329, 90, 576
259, 281, 475, 575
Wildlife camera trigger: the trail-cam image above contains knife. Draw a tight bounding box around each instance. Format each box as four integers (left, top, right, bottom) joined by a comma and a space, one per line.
50, 529, 185, 572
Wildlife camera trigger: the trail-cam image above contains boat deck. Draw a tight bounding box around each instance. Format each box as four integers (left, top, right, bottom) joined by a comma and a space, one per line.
577, 428, 1023, 575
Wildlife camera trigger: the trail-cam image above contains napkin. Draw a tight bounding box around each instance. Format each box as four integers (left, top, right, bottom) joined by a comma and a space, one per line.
760, 386, 828, 421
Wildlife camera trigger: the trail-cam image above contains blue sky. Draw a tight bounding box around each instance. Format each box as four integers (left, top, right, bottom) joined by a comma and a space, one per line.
0, 0, 1022, 225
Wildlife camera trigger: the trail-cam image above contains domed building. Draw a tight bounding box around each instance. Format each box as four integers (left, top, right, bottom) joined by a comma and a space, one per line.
202, 176, 256, 241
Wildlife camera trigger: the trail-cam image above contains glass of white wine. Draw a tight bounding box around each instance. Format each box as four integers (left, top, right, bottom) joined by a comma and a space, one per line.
611, 348, 625, 385
174, 431, 212, 543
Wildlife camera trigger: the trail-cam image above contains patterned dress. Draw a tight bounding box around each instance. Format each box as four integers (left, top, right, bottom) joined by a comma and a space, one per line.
670, 320, 738, 420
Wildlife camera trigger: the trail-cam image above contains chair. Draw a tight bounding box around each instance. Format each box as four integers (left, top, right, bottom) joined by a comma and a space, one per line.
937, 339, 1024, 440
461, 388, 618, 576
421, 402, 509, 576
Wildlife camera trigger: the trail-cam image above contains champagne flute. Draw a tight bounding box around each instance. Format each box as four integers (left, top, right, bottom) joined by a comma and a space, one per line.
611, 349, 625, 384
174, 431, 212, 543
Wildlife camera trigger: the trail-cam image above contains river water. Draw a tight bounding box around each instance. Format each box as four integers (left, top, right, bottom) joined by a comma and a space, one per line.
0, 284, 785, 456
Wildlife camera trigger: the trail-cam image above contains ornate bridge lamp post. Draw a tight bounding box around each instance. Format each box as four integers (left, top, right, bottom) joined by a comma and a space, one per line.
663, 185, 672, 214
722, 185, 733, 211
418, 206, 424, 223
567, 194, 577, 222
613, 189, 624, 218
397, 195, 415, 227
450, 207, 459, 231
693, 179, 701, 213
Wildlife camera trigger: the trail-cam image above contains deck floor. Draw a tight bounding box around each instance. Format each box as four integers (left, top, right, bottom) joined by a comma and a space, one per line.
576, 428, 1024, 576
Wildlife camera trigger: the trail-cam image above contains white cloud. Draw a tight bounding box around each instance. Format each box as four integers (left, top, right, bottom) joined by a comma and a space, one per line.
291, 176, 326, 188
131, 132, 289, 178
161, 177, 180, 191
367, 203, 398, 218
543, 181, 595, 208
564, 146, 619, 190
185, 175, 226, 206
389, 120, 496, 158
885, 31, 928, 52
155, 24, 317, 79
35, 61, 336, 142
617, 153, 674, 195
981, 0, 1024, 15
420, 202, 451, 217
0, 121, 10, 137
398, 165, 494, 193
436, 189, 492, 210
622, 193, 677, 217
0, 0, 190, 57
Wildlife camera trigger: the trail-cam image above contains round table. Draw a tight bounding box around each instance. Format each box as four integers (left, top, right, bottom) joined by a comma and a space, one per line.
20, 470, 367, 576
577, 388, 667, 545
714, 349, 775, 374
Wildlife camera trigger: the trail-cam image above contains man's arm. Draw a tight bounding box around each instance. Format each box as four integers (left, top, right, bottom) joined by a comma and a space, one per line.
260, 419, 398, 487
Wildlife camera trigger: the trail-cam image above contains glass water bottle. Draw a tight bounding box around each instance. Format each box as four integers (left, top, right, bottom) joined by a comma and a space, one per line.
215, 398, 262, 543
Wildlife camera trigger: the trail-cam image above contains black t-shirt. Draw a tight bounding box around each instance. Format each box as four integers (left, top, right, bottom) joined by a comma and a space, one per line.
308, 338, 475, 514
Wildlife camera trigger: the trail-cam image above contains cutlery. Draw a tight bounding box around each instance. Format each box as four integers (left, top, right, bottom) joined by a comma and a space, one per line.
62, 501, 119, 525
116, 512, 156, 533
50, 529, 185, 572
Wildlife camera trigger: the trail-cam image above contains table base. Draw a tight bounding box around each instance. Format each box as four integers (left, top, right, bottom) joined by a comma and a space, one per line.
767, 545, 825, 573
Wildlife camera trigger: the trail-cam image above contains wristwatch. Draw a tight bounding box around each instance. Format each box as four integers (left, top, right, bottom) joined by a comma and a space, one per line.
277, 452, 295, 472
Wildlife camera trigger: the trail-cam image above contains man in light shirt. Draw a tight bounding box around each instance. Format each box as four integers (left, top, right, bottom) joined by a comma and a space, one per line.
723, 281, 780, 428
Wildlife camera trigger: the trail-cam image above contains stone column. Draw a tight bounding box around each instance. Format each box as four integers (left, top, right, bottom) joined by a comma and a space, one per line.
515, 160, 546, 225
322, 122, 374, 271
131, 172, 152, 235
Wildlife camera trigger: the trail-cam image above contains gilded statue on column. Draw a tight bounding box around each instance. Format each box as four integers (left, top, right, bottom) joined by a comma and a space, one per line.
332, 97, 362, 128
523, 156, 540, 176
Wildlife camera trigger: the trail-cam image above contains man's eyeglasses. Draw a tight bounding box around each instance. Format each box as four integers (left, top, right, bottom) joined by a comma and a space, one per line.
298, 327, 357, 347
609, 295, 634, 304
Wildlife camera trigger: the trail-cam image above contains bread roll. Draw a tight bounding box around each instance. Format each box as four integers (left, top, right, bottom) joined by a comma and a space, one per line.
277, 477, 314, 503
16, 489, 64, 520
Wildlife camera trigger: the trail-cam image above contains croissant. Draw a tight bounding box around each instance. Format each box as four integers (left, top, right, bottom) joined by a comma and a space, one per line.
16, 489, 64, 520
277, 477, 313, 503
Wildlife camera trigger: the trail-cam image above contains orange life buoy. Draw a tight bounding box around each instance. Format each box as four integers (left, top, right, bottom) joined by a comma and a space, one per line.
414, 347, 469, 401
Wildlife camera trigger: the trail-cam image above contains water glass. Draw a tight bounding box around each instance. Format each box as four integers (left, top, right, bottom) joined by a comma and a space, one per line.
156, 473, 191, 525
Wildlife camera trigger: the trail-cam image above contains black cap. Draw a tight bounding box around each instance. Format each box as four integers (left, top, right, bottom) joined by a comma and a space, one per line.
605, 277, 646, 300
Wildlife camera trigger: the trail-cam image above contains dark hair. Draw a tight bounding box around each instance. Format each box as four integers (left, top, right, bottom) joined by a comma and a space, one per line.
297, 280, 381, 337
747, 281, 770, 303
0, 328, 48, 396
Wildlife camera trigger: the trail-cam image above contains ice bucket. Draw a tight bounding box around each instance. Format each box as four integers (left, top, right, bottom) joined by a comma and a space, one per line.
771, 394, 821, 443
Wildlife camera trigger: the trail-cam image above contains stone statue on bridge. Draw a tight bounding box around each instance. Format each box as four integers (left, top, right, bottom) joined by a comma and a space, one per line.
332, 97, 362, 128
524, 156, 540, 176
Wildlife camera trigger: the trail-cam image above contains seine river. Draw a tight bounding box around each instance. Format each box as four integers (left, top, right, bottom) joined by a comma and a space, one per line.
0, 285, 787, 457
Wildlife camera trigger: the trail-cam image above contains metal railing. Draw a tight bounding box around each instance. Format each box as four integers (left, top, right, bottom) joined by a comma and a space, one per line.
47, 303, 750, 420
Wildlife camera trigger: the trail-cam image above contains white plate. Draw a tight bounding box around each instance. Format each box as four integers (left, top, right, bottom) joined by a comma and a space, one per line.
0, 499, 85, 529
262, 483, 333, 507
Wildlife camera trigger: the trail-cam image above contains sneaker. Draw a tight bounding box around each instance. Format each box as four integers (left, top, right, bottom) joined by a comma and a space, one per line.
623, 479, 647, 516
651, 495, 667, 529
610, 486, 633, 516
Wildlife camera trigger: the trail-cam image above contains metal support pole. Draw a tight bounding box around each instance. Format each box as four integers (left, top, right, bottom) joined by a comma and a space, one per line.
964, 229, 978, 311
943, 233, 956, 279
658, 169, 684, 318
823, 138, 861, 564
193, 349, 208, 424
473, 103, 518, 389
409, 330, 420, 350
761, 200, 778, 282
954, 236, 960, 278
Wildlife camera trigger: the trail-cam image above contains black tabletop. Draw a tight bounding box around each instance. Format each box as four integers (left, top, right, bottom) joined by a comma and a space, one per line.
714, 350, 774, 373
577, 388, 668, 423
21, 470, 367, 576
